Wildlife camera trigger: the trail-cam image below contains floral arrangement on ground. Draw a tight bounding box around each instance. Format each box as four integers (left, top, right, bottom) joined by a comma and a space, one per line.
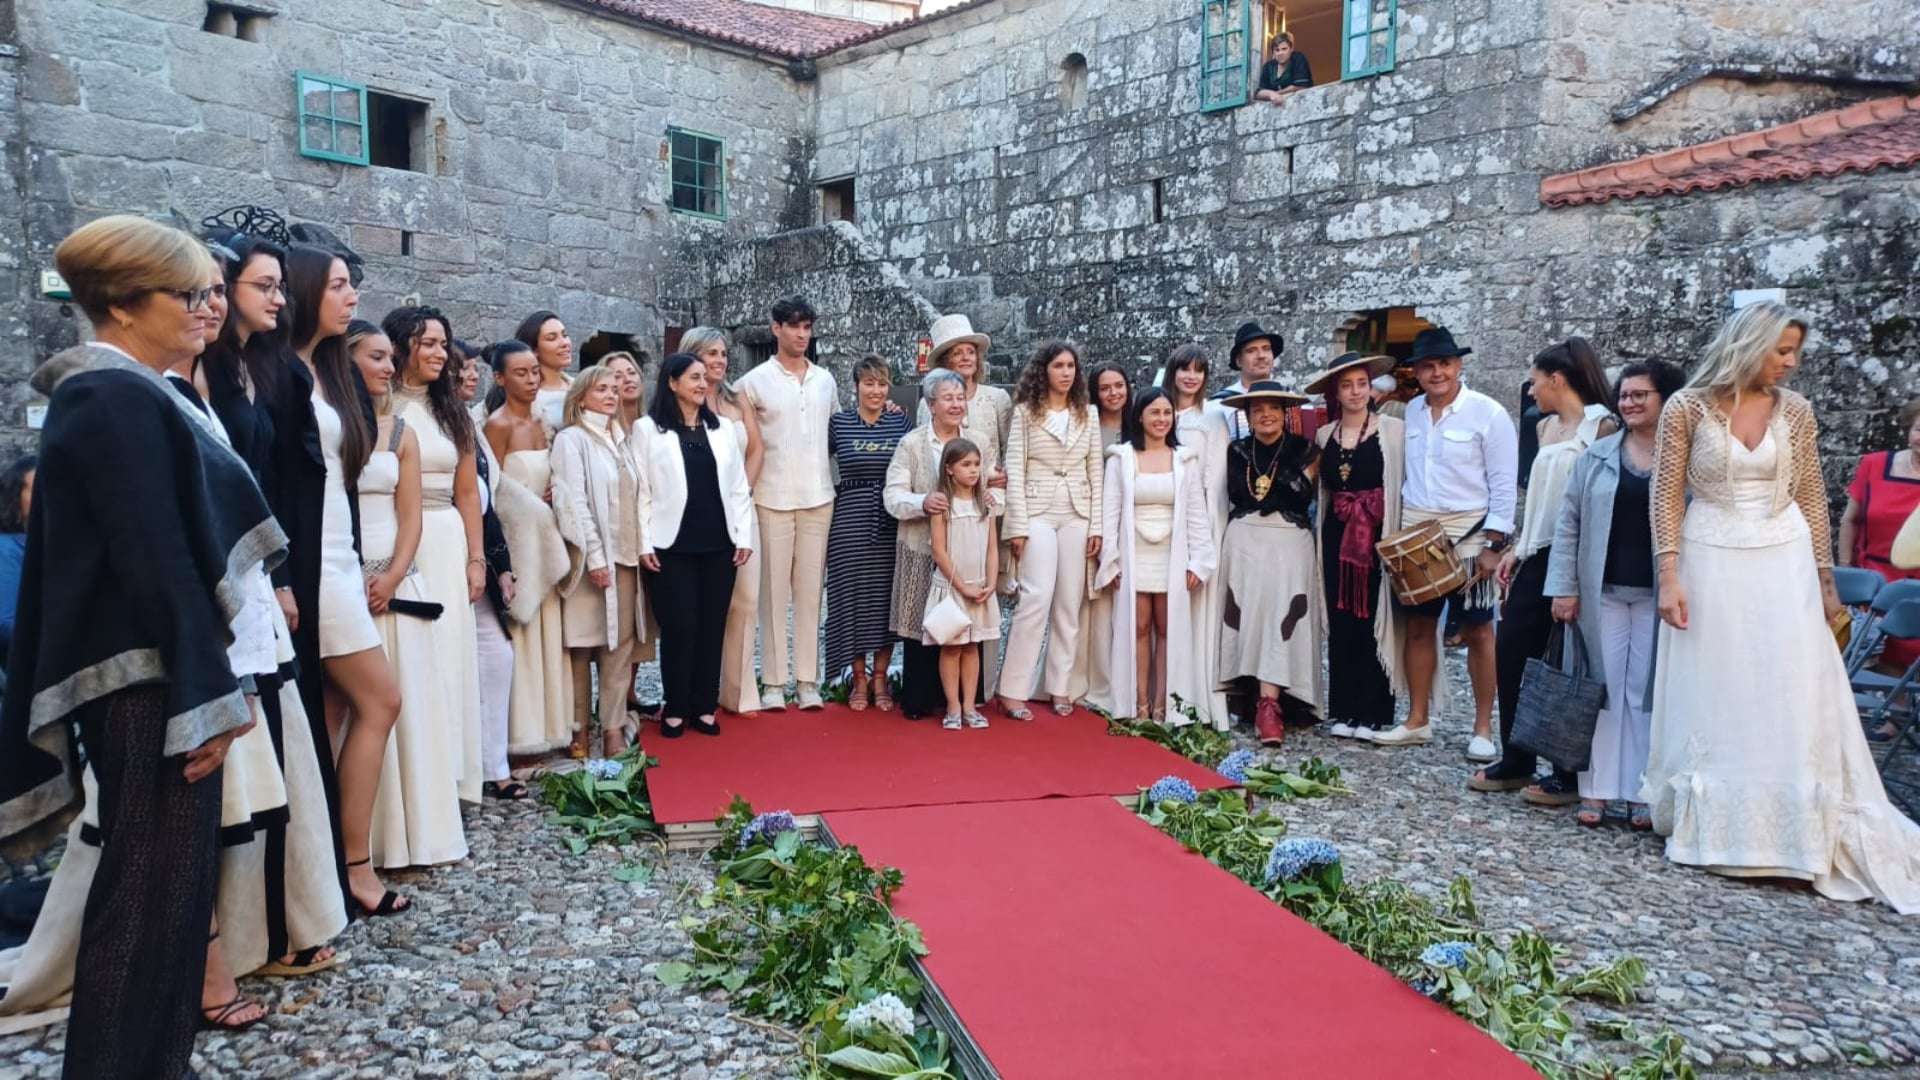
656, 798, 954, 1079
1133, 756, 1697, 1080
537, 744, 659, 853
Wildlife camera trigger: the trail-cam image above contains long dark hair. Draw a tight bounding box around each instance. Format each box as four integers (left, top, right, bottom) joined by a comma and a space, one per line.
0, 455, 35, 533
1532, 337, 1611, 410
1159, 343, 1210, 411
483, 338, 533, 414
201, 230, 287, 400
1088, 361, 1131, 419
647, 352, 719, 432
1013, 340, 1089, 417
1124, 387, 1181, 451
514, 309, 562, 351
287, 243, 373, 483
383, 304, 473, 456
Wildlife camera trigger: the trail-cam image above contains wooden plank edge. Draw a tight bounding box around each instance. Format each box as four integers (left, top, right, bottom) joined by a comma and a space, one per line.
816, 816, 1002, 1080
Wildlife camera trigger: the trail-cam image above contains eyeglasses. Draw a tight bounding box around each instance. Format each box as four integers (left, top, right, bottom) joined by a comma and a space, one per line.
161, 287, 215, 312
1619, 390, 1656, 404
236, 279, 285, 298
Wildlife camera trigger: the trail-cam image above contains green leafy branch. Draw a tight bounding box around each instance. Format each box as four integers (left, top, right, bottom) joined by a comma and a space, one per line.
537, 745, 660, 853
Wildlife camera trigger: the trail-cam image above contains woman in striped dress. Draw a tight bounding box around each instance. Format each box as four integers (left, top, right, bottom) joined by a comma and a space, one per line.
826, 355, 912, 710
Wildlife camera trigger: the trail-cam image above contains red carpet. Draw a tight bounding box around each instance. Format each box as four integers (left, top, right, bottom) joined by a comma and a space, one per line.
645, 705, 1230, 825
824, 797, 1535, 1080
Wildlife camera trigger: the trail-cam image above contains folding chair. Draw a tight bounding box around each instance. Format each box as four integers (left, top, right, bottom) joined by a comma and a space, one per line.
1863, 600, 1920, 816
1849, 577, 1920, 677
1835, 567, 1886, 672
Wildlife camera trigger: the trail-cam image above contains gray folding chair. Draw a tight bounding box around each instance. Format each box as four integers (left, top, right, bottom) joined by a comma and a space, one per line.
1836, 567, 1886, 672
1850, 577, 1920, 678
1863, 599, 1920, 817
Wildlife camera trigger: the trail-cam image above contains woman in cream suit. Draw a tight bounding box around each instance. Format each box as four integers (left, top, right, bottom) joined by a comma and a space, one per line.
550, 366, 647, 758
998, 342, 1102, 719
636, 352, 755, 737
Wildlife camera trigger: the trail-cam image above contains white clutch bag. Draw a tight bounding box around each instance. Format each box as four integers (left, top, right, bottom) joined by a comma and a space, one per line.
922, 594, 972, 645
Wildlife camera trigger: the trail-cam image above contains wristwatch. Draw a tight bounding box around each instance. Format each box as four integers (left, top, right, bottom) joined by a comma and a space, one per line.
1483, 532, 1510, 553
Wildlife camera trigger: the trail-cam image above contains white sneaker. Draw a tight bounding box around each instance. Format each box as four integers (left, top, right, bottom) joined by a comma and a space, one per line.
1327, 722, 1354, 739
1368, 723, 1434, 747
796, 683, 825, 711
942, 713, 963, 730
1464, 735, 1499, 763
760, 687, 788, 711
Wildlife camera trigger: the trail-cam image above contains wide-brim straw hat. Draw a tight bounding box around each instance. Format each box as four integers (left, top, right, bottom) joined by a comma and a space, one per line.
927, 313, 991, 369
1219, 379, 1309, 410
1303, 352, 1397, 395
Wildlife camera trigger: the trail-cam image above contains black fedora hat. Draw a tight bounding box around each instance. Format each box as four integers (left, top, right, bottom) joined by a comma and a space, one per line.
1407, 327, 1473, 364
1228, 321, 1283, 369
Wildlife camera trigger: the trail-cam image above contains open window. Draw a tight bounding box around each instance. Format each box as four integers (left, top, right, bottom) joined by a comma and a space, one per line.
367, 90, 429, 172
668, 128, 728, 220
1341, 306, 1430, 360
819, 176, 856, 224
1259, 0, 1342, 90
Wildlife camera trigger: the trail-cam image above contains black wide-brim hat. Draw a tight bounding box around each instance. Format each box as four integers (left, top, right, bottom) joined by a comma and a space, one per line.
1219, 379, 1309, 410
1407, 327, 1472, 364
1229, 320, 1283, 369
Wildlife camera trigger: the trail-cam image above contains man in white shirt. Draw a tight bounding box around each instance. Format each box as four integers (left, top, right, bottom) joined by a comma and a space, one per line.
1208, 320, 1281, 442
735, 297, 838, 710
1367, 327, 1516, 763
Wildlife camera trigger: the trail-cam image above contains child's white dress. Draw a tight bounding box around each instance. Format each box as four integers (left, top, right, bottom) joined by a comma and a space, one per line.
923, 497, 1002, 645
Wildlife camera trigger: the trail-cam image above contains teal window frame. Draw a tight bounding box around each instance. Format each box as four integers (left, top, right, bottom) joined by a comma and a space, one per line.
295, 71, 369, 166
1198, 0, 1250, 113
668, 127, 728, 221
1341, 0, 1398, 80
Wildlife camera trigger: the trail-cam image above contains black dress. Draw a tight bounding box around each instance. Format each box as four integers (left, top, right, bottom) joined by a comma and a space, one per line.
1319, 431, 1395, 730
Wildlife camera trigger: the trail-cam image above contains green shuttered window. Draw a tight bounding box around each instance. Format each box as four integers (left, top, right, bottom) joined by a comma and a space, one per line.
295, 72, 369, 166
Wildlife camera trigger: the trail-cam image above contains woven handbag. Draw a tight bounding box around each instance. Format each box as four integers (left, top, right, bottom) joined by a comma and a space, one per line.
1509, 624, 1608, 773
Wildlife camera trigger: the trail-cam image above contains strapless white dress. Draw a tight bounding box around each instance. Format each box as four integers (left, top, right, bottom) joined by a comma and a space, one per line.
313, 387, 381, 657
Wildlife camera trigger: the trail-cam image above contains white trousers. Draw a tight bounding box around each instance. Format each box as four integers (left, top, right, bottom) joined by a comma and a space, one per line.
1580, 586, 1656, 801
757, 502, 832, 687
999, 508, 1090, 700
473, 602, 513, 782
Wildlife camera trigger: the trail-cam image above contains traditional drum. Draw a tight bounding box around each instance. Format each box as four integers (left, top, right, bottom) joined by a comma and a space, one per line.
1376, 519, 1467, 605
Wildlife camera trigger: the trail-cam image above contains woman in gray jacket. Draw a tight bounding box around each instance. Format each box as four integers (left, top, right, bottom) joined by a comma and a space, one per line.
1543, 360, 1685, 828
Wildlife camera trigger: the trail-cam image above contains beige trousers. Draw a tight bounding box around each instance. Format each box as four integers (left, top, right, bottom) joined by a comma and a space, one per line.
999, 507, 1091, 700
570, 564, 639, 738
757, 503, 832, 687
719, 542, 763, 712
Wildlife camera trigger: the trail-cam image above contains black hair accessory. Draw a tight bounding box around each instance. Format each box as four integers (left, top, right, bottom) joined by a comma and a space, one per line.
200, 204, 293, 247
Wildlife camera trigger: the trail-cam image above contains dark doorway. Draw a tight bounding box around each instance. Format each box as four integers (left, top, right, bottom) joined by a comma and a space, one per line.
579, 330, 641, 368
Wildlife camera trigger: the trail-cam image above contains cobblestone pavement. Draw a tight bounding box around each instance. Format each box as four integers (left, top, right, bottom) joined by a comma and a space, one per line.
4, 656, 1919, 1077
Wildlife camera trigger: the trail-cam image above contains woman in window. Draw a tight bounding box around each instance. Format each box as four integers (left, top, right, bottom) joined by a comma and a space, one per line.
1255, 33, 1313, 104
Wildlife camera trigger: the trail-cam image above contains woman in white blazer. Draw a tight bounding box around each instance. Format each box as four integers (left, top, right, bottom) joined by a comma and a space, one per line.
550, 367, 648, 757
1095, 388, 1217, 725
636, 352, 755, 737
998, 341, 1103, 719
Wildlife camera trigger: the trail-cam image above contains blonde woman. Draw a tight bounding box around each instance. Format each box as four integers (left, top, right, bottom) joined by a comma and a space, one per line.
1645, 301, 1920, 910
684, 325, 767, 714
551, 366, 647, 757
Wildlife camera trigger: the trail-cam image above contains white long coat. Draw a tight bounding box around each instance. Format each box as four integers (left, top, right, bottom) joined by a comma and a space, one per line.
1093, 443, 1219, 727
550, 423, 647, 650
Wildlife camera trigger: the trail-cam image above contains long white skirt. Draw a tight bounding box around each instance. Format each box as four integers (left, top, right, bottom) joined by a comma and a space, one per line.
1217, 515, 1323, 707
418, 503, 484, 803
370, 570, 469, 869
1645, 535, 1920, 913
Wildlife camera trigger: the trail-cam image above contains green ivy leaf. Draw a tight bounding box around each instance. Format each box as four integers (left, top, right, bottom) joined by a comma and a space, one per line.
655, 961, 693, 985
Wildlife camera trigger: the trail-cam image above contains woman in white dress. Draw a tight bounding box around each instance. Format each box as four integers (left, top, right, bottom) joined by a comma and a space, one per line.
1072, 362, 1132, 710
517, 309, 574, 432
348, 322, 467, 868
383, 306, 487, 804
1647, 301, 1920, 912
287, 244, 407, 916
686, 327, 768, 714
1161, 344, 1232, 728
1095, 388, 1216, 724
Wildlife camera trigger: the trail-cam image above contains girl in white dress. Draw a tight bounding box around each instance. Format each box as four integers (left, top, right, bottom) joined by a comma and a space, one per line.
1647, 301, 1920, 912
385, 306, 487, 804
926, 438, 1000, 730
286, 244, 407, 916
349, 323, 468, 868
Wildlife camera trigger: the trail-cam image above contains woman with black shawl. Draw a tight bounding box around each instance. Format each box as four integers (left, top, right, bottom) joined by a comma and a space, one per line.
0, 216, 283, 1078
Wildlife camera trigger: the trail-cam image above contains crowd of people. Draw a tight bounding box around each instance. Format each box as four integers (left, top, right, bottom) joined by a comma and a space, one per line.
0, 209, 1917, 1078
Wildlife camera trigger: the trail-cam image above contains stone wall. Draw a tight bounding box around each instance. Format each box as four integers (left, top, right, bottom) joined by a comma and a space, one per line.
0, 0, 814, 453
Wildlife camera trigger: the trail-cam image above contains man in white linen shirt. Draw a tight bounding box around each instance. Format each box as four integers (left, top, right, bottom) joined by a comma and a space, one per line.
1366, 327, 1516, 763
735, 296, 838, 711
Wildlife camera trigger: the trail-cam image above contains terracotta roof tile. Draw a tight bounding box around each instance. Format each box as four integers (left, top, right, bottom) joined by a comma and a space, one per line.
1541, 93, 1920, 207
580, 0, 874, 59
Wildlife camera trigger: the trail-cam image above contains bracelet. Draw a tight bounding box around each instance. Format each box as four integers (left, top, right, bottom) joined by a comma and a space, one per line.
467, 557, 484, 567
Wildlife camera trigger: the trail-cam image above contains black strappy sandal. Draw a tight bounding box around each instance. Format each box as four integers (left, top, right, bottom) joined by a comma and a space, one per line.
483, 779, 532, 801
202, 929, 267, 1031
345, 857, 411, 918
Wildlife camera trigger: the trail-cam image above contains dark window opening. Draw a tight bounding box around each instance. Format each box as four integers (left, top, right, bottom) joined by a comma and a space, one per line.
668, 128, 727, 219
580, 331, 642, 370
1342, 306, 1431, 362
399, 230, 414, 257
1286, 146, 1295, 174
1061, 52, 1089, 111
1151, 177, 1166, 223
819, 176, 856, 224
203, 2, 269, 40
367, 91, 428, 172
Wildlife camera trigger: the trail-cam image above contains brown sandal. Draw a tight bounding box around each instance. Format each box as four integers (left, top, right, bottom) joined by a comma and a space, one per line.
873, 678, 896, 712
568, 727, 590, 760
849, 674, 870, 712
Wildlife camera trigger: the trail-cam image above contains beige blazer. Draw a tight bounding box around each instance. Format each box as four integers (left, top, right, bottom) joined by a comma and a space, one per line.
1005, 404, 1102, 538
883, 423, 1002, 556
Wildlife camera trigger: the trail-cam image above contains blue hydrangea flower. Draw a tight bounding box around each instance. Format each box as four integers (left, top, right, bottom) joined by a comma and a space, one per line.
584, 758, 623, 780
1146, 775, 1199, 804
739, 810, 798, 847
1262, 837, 1341, 885
1419, 941, 1472, 971
1216, 749, 1257, 783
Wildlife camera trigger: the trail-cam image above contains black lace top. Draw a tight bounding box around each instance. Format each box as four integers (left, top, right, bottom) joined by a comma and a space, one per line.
1227, 433, 1317, 528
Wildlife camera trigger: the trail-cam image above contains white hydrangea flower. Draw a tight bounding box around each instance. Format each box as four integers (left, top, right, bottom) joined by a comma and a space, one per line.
845, 993, 915, 1038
